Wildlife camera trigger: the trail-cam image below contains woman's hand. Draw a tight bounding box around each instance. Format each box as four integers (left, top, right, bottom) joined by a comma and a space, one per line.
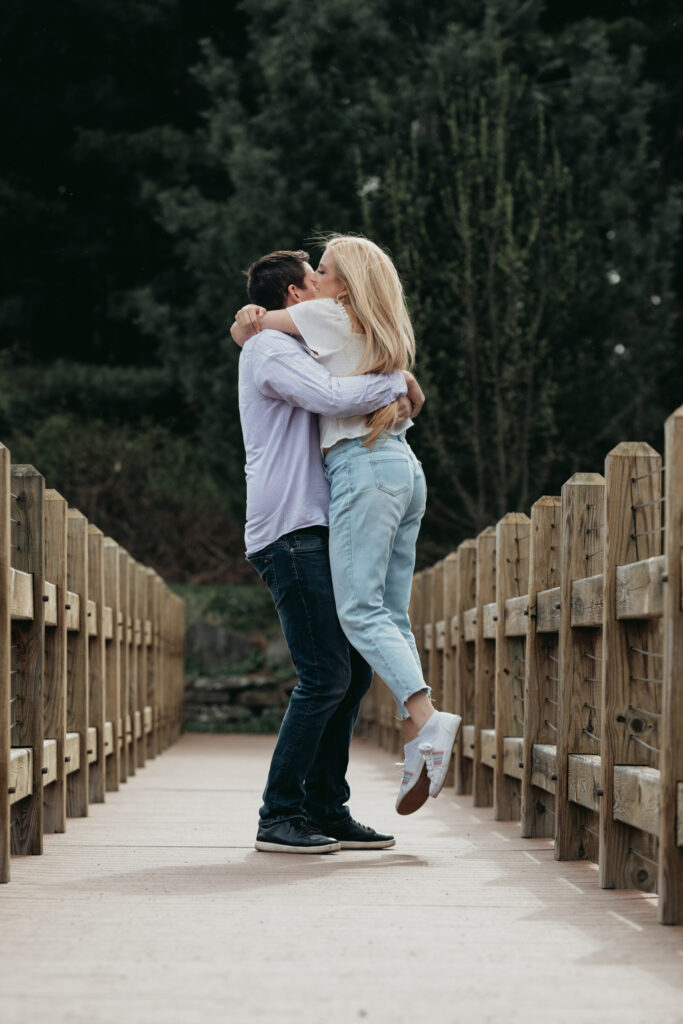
236, 304, 267, 333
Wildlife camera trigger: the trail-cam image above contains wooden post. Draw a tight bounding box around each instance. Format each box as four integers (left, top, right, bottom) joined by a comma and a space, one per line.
555, 473, 605, 863
118, 549, 130, 780
87, 524, 105, 803
659, 406, 683, 922
442, 554, 457, 716
128, 555, 138, 772
494, 513, 530, 821
454, 539, 476, 795
429, 560, 445, 712
66, 509, 89, 817
0, 446, 10, 880
600, 443, 661, 891
420, 567, 433, 687
160, 586, 169, 751
145, 568, 157, 760
11, 465, 45, 853
136, 563, 147, 768
43, 490, 68, 833
473, 526, 496, 807
521, 496, 561, 838
103, 539, 121, 789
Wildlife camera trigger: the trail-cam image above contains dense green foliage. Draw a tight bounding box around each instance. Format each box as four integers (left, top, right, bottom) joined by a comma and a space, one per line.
2, 1, 681, 573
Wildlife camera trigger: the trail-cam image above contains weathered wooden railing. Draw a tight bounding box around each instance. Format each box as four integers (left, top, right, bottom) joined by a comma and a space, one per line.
361, 404, 683, 925
0, 445, 186, 883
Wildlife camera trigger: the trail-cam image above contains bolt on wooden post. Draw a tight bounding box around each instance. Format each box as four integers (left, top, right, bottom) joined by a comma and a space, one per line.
521, 496, 561, 838
473, 526, 496, 807
555, 473, 605, 863
659, 405, 683, 923
600, 443, 661, 891
454, 539, 476, 795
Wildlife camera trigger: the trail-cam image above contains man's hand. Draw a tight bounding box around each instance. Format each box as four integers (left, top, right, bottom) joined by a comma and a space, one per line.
236, 304, 267, 334
396, 396, 412, 420
402, 371, 425, 417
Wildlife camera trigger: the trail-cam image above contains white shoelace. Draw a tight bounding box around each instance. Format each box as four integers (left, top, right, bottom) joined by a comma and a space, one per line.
419, 742, 435, 780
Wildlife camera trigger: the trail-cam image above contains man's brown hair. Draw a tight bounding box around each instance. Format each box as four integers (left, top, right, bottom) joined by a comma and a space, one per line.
246, 249, 310, 310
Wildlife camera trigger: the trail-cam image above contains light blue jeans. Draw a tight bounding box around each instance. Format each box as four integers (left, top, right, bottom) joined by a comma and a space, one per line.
323, 434, 428, 719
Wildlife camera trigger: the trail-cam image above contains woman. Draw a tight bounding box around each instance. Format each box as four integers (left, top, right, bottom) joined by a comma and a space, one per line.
232, 235, 460, 814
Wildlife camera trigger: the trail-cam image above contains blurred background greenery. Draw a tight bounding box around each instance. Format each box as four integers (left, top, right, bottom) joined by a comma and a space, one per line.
2, 0, 682, 579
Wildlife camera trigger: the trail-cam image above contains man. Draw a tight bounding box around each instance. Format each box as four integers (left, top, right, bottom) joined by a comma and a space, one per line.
234, 249, 424, 854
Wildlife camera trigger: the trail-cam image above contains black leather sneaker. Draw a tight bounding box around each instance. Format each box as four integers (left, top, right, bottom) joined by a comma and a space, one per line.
254, 818, 341, 854
312, 816, 396, 850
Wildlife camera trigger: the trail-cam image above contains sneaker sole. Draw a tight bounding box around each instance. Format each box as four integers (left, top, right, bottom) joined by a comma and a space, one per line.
338, 838, 396, 849
395, 761, 430, 815
429, 716, 462, 799
254, 840, 341, 854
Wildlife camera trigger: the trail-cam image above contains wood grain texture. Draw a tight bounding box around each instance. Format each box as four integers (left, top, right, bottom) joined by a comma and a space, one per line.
659, 407, 683, 921
473, 527, 496, 807
567, 753, 601, 812
613, 765, 660, 836
556, 472, 605, 864
570, 574, 604, 628
616, 555, 665, 620
531, 743, 557, 795
43, 581, 57, 626
494, 513, 530, 821
522, 497, 561, 838
9, 746, 32, 804
454, 540, 477, 794
600, 443, 661, 894
504, 595, 528, 637
87, 525, 105, 803
10, 568, 33, 619
463, 607, 477, 642
66, 509, 89, 817
43, 491, 67, 833
10, 465, 45, 854
535, 586, 561, 633
482, 602, 497, 639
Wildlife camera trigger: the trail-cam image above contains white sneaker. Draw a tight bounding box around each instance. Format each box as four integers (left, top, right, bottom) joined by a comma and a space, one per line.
419, 712, 462, 798
395, 742, 430, 815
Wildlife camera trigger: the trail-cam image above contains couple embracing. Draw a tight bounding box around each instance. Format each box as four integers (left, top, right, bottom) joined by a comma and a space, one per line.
231, 235, 461, 854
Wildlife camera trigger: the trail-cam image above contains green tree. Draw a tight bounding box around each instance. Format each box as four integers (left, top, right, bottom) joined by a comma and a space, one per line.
145, 0, 680, 560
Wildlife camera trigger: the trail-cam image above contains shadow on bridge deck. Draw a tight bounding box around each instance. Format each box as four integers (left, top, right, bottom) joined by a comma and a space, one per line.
1, 733, 682, 1024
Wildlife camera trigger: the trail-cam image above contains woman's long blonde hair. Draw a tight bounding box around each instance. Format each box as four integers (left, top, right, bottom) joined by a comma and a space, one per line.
323, 234, 415, 447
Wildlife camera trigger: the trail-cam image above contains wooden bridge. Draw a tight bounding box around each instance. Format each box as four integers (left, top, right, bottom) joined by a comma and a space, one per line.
2, 413, 683, 1021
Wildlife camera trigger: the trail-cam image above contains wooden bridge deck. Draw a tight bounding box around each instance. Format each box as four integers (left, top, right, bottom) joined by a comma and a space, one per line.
1, 733, 682, 1024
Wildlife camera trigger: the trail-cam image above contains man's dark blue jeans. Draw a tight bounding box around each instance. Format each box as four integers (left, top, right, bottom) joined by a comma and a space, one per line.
247, 525, 372, 827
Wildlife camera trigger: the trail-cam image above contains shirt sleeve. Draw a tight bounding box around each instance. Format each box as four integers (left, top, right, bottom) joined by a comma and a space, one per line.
287, 298, 352, 358
250, 333, 406, 416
